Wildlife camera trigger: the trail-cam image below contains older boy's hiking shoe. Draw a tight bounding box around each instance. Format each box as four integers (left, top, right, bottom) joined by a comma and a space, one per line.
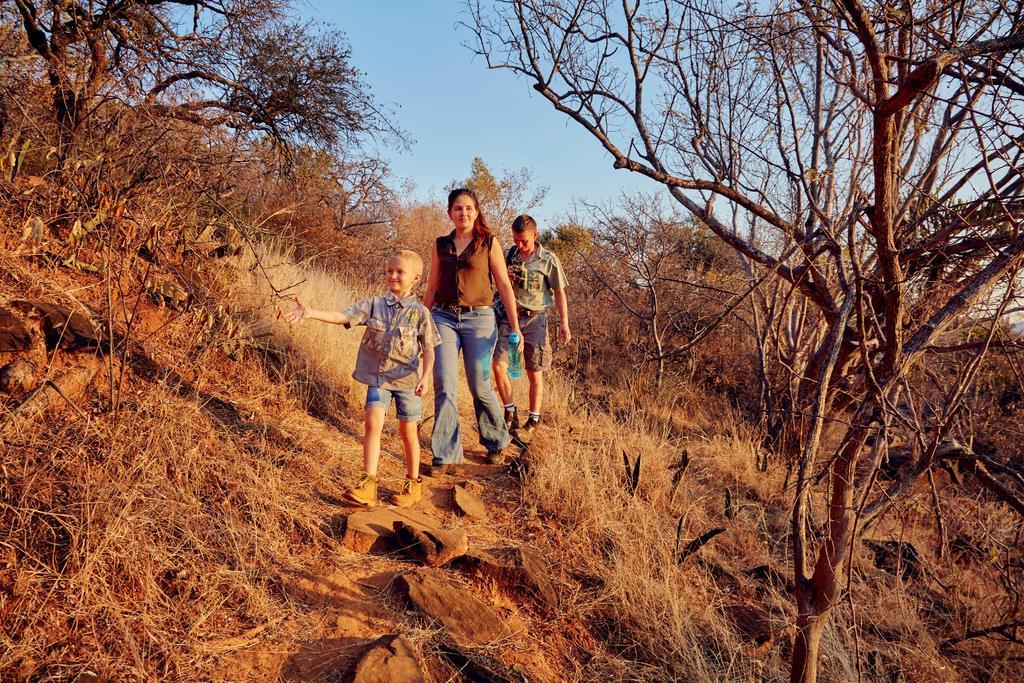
429, 462, 452, 478
521, 415, 541, 434
504, 406, 519, 432
486, 449, 505, 465
345, 473, 377, 506
391, 477, 422, 508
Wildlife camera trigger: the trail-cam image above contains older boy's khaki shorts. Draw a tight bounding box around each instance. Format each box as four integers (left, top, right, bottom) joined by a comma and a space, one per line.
495, 310, 551, 372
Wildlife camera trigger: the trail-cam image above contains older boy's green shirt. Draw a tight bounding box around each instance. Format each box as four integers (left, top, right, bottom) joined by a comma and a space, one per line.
504, 244, 568, 311
344, 293, 440, 390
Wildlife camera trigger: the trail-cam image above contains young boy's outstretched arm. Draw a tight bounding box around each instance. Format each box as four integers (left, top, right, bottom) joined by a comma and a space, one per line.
284, 296, 351, 326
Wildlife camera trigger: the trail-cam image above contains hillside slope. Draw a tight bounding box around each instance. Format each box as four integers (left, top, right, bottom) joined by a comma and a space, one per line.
0, 247, 1016, 682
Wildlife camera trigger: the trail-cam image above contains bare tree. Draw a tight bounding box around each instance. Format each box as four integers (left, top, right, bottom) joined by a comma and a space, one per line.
469, 1, 1024, 680
3, 0, 401, 150
574, 192, 736, 388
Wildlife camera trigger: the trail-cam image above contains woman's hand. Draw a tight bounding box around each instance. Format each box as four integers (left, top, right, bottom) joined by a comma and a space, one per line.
284, 296, 307, 325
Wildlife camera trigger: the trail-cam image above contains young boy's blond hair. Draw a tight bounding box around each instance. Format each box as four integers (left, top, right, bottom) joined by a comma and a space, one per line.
390, 249, 423, 276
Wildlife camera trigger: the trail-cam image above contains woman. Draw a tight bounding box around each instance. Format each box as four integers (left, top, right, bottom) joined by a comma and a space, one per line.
423, 188, 522, 473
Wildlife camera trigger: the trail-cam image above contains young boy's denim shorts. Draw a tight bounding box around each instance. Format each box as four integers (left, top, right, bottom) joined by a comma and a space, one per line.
365, 385, 422, 421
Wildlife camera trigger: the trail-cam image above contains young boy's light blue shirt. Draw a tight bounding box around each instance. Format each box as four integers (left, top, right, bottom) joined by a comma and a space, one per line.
344, 292, 440, 391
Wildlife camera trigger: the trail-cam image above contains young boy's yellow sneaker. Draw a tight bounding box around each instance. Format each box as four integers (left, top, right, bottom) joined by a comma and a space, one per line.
390, 477, 422, 508
344, 473, 378, 506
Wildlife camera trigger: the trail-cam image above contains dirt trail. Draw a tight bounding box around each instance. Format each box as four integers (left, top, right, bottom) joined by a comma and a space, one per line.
0, 256, 579, 682
210, 410, 568, 683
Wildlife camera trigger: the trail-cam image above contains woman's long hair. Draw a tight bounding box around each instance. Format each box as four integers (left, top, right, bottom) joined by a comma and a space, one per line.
447, 187, 493, 248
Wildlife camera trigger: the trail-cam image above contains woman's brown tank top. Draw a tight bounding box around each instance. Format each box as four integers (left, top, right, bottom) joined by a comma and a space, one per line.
435, 231, 494, 307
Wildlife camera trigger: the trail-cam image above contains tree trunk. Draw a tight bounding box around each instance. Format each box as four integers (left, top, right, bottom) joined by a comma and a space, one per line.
650, 316, 663, 389
650, 286, 663, 389
790, 414, 872, 683
790, 594, 828, 683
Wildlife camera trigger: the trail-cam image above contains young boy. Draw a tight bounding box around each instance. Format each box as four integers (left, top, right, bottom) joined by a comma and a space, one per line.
492, 215, 571, 435
286, 249, 440, 507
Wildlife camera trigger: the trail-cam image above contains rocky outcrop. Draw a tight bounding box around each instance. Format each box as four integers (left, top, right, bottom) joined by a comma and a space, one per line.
344, 634, 424, 683
396, 569, 510, 646
0, 308, 31, 351
13, 300, 105, 351
457, 546, 560, 609
342, 508, 468, 567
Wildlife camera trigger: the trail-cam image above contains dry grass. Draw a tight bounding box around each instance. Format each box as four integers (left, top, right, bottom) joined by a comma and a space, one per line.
3, 386, 322, 679
515, 372, 1009, 681
2, 244, 1020, 682
519, 383, 791, 681
228, 241, 372, 412
0, 245, 378, 680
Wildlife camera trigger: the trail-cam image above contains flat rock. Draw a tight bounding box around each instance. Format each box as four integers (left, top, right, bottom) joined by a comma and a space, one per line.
13, 300, 104, 351
0, 360, 36, 394
343, 508, 467, 561
456, 546, 559, 609
343, 508, 435, 554
397, 569, 508, 646
453, 485, 488, 521
0, 309, 31, 351
393, 521, 468, 567
345, 634, 424, 683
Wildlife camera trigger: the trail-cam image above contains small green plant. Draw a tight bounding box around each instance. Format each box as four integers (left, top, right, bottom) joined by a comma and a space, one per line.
755, 445, 769, 472
622, 450, 642, 496
673, 513, 687, 559
669, 449, 689, 502
677, 527, 727, 564
7, 139, 30, 181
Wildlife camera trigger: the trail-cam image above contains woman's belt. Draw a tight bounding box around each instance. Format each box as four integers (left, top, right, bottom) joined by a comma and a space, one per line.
437, 303, 492, 313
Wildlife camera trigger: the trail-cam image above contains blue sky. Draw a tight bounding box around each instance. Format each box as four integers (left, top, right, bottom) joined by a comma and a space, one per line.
303, 1, 651, 228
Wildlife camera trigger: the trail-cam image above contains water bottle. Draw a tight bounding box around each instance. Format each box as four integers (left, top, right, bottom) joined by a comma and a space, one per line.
508, 331, 523, 378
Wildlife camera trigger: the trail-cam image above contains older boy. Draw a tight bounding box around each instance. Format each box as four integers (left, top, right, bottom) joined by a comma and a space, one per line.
492, 215, 571, 434
286, 249, 440, 507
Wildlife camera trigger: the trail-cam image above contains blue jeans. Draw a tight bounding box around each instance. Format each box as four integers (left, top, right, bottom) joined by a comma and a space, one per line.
430, 307, 511, 464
